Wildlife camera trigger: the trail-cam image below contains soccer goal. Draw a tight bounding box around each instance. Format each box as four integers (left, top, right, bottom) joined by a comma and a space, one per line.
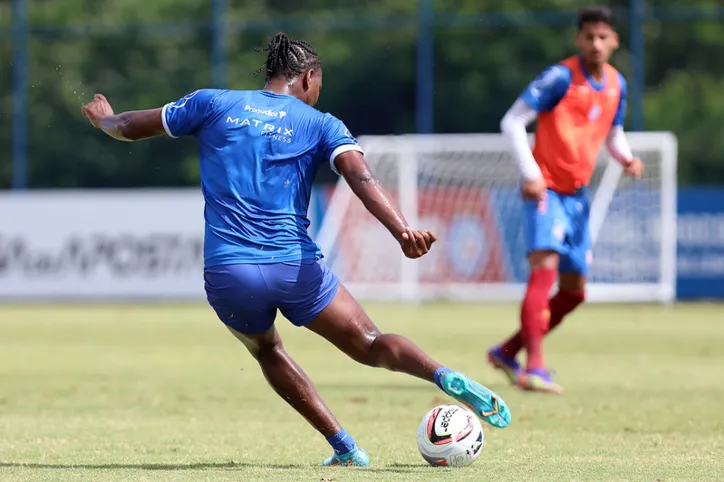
316, 132, 677, 304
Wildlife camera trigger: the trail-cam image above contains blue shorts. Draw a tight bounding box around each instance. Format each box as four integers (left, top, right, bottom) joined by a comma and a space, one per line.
524, 188, 591, 275
204, 259, 340, 335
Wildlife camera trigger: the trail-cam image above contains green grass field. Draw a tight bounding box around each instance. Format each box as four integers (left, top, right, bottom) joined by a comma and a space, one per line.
0, 302, 723, 481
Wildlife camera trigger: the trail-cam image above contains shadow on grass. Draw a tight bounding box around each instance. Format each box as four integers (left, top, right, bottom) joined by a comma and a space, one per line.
316, 382, 509, 392
0, 461, 426, 473
1, 462, 300, 471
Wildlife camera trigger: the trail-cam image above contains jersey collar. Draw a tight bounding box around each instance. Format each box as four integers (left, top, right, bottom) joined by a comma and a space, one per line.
578, 55, 606, 92
260, 89, 296, 99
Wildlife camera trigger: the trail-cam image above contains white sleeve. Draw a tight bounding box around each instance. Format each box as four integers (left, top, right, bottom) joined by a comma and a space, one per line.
329, 144, 364, 175
160, 103, 176, 138
499, 98, 543, 180
606, 126, 634, 166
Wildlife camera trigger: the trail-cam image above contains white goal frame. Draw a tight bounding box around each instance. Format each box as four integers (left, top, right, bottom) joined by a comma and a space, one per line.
317, 132, 677, 304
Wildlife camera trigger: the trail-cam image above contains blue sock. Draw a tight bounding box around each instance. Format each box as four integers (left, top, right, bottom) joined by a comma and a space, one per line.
326, 429, 357, 456
434, 367, 454, 390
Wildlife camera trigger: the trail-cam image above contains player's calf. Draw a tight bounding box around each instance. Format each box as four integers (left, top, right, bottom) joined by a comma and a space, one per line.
227, 326, 371, 465
521, 266, 558, 370
546, 289, 585, 334
352, 333, 513, 428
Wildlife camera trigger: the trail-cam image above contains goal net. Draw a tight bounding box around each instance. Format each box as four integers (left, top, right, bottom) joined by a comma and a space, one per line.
316, 132, 677, 303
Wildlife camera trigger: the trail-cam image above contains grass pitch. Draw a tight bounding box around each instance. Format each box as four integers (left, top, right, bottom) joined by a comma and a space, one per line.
0, 302, 722, 481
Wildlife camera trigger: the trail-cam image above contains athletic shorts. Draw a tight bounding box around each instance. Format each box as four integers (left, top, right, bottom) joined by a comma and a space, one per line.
204, 259, 340, 335
524, 188, 592, 275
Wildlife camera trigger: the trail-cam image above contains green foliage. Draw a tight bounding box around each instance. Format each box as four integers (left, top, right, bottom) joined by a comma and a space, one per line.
1, 2, 721, 188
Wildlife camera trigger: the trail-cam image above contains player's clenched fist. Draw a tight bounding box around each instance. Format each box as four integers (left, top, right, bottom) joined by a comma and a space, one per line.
521, 177, 548, 202
623, 157, 644, 179
400, 227, 437, 259
82, 94, 115, 128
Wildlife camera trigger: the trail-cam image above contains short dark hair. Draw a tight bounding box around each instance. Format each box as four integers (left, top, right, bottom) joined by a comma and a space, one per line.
577, 5, 616, 30
255, 32, 321, 82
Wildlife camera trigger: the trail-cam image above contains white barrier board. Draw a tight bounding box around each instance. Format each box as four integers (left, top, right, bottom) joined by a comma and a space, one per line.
0, 190, 205, 300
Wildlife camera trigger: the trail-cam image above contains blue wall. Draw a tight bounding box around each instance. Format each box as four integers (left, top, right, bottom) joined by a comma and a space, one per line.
677, 188, 724, 300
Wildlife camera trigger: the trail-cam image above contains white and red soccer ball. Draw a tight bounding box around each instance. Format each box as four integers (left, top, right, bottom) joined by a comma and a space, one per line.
416, 404, 484, 468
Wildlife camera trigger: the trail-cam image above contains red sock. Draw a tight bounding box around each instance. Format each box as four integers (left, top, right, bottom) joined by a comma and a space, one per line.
500, 332, 523, 358
521, 268, 557, 370
546, 290, 585, 334
501, 289, 585, 357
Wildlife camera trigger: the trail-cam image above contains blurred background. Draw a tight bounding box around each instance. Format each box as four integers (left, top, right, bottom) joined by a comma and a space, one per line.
1, 0, 723, 301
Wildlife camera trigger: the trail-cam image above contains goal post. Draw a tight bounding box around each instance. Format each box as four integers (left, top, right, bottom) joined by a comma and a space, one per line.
316, 132, 677, 303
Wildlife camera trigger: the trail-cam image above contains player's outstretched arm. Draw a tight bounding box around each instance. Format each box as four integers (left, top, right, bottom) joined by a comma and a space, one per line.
82, 94, 166, 142
334, 150, 436, 259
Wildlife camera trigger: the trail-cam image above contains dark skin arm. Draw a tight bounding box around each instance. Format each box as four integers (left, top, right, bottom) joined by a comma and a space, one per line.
81, 94, 165, 141
334, 150, 437, 259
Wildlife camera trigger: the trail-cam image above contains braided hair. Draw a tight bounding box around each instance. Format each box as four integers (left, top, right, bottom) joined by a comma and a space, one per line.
255, 33, 321, 82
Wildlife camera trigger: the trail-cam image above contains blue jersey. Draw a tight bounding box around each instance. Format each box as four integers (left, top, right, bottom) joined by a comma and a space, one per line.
162, 89, 362, 267
519, 58, 628, 127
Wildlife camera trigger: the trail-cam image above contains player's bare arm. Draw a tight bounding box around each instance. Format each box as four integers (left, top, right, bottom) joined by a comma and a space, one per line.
82, 94, 165, 142
334, 150, 436, 259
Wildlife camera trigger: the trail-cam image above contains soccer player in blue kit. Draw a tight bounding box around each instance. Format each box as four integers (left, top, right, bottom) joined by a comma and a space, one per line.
81, 33, 511, 467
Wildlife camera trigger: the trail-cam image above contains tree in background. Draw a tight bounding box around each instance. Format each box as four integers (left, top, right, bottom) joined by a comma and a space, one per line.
1, 0, 722, 188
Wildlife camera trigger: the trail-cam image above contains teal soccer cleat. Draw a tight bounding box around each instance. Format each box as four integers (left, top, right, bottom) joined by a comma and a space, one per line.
439, 371, 512, 428
322, 447, 370, 467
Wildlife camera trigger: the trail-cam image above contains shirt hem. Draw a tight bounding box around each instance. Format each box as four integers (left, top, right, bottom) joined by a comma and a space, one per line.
546, 186, 588, 197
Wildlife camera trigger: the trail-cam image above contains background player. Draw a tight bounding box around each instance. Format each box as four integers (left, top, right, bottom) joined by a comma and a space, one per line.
81, 33, 510, 467
488, 6, 644, 394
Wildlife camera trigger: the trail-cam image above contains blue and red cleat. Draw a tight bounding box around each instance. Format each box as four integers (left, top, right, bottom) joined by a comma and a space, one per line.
488, 346, 563, 394
517, 368, 564, 394
487, 345, 522, 385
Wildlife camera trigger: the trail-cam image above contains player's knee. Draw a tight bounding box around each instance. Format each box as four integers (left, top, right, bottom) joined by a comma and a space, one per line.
344, 331, 391, 368
559, 273, 587, 293
366, 333, 406, 368
228, 325, 283, 361
241, 333, 284, 361
253, 342, 286, 364
529, 250, 559, 271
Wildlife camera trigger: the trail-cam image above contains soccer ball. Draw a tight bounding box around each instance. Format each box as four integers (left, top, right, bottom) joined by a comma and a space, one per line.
416, 404, 484, 468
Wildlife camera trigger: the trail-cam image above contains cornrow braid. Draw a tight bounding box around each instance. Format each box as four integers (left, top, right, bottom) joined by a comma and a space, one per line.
254, 32, 321, 82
